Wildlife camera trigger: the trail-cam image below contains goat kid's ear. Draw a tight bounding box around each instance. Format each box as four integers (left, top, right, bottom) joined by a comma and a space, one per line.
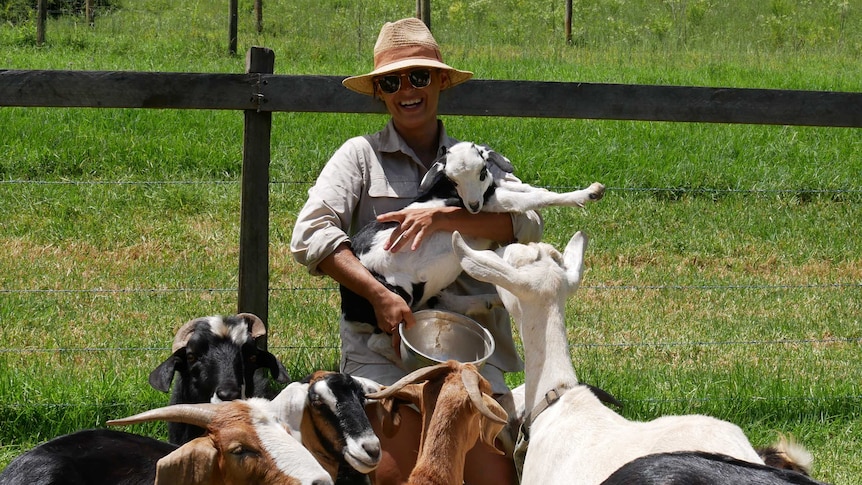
352, 375, 384, 396
419, 159, 446, 193
148, 351, 183, 393
479, 145, 515, 173
155, 437, 217, 485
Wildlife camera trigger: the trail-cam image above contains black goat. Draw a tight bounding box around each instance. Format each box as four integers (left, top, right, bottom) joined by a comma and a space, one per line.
599, 451, 830, 485
0, 429, 176, 485
148, 313, 290, 444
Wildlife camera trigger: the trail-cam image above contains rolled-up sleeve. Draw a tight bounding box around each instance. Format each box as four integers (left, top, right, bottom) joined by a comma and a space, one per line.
291, 139, 365, 275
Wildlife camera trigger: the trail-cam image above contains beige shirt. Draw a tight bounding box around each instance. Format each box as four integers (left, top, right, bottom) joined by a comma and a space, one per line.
290, 120, 543, 373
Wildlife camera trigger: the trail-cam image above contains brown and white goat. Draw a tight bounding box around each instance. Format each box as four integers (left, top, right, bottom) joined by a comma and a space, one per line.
365, 361, 508, 485
0, 398, 332, 485
108, 399, 332, 485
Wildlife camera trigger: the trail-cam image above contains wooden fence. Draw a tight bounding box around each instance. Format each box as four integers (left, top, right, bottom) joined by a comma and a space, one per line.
2, 46, 861, 326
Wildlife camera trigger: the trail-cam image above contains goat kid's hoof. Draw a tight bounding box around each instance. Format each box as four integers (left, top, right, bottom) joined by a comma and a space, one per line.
588, 182, 606, 201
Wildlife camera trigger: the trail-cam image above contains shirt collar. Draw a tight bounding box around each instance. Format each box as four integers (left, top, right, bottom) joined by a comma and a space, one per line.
377, 119, 458, 166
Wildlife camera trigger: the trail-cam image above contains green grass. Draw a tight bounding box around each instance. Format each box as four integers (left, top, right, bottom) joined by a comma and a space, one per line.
2, 0, 861, 482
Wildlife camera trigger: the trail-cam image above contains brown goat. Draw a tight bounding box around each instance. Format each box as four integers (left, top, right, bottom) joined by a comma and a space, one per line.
108, 399, 332, 485
366, 361, 508, 485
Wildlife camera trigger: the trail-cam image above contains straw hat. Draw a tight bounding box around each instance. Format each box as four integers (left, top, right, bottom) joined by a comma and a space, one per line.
342, 18, 473, 96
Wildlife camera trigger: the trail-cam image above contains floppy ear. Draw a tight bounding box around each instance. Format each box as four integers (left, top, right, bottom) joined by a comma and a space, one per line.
479, 394, 508, 455
155, 437, 217, 485
257, 350, 291, 383
563, 231, 588, 290
419, 159, 447, 192
452, 232, 533, 292
148, 350, 183, 392
480, 145, 514, 173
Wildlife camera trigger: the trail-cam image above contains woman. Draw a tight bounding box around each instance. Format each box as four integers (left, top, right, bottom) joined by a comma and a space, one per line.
290, 17, 542, 484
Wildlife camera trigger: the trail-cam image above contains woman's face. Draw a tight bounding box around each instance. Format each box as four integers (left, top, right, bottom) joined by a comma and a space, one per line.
377, 68, 448, 134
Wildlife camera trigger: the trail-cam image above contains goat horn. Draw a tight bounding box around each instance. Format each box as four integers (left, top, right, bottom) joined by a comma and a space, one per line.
461, 367, 507, 425
365, 362, 454, 399
170, 318, 204, 353
107, 403, 220, 428
237, 312, 267, 340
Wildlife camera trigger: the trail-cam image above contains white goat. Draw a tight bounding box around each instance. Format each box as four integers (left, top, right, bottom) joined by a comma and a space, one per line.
452, 231, 775, 484
341, 141, 604, 352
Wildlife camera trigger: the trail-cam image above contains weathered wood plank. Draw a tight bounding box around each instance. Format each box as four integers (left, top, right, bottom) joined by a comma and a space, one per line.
0, 70, 258, 110
3, 70, 860, 127
259, 75, 862, 127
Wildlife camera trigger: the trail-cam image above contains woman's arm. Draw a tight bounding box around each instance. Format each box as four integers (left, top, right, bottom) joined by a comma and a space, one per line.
317, 242, 416, 335
375, 206, 517, 252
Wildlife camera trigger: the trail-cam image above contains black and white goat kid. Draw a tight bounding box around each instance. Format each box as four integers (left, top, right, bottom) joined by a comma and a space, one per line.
148, 313, 291, 444
340, 142, 605, 343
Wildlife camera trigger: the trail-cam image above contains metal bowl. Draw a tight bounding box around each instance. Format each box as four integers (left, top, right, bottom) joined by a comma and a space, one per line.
399, 309, 495, 371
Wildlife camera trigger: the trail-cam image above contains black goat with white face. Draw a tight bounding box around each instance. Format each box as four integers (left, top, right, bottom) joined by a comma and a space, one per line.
148, 313, 290, 444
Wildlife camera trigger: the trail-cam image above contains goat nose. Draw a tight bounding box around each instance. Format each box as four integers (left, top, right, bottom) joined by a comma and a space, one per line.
468, 202, 481, 213
216, 386, 241, 401
364, 441, 382, 461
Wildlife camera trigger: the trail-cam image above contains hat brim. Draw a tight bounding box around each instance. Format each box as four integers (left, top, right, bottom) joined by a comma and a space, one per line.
342, 58, 473, 96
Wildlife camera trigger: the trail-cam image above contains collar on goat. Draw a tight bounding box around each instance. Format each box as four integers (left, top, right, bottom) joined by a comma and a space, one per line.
520, 384, 573, 440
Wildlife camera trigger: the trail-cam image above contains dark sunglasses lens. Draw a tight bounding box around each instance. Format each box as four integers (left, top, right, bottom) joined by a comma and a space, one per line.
409, 69, 431, 88
378, 76, 401, 94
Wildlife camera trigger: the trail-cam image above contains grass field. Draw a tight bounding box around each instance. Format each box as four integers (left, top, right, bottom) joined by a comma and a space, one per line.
1, 0, 861, 482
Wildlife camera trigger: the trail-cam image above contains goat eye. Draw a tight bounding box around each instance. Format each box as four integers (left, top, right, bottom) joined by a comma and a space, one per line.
247, 354, 257, 364
186, 353, 197, 364
479, 168, 488, 181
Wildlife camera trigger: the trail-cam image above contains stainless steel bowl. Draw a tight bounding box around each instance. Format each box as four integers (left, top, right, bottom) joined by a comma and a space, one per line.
399, 309, 495, 371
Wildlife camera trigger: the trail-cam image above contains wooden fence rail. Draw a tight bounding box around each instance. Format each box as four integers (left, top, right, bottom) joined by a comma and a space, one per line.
2, 46, 861, 325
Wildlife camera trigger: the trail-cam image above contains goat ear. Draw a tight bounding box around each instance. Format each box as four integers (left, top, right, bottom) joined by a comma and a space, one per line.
480, 145, 515, 173
563, 231, 588, 290
352, 375, 384, 396
148, 351, 183, 392
452, 232, 531, 292
419, 159, 446, 193
479, 394, 508, 455
258, 351, 291, 383
155, 437, 217, 485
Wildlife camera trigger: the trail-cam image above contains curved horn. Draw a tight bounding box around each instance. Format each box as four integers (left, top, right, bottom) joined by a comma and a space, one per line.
107, 403, 221, 429
171, 318, 204, 353
365, 362, 454, 400
461, 366, 507, 425
237, 312, 267, 340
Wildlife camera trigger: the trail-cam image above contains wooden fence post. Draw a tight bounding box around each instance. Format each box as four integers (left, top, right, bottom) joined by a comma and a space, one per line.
417, 0, 431, 28
86, 0, 95, 26
565, 0, 572, 44
228, 0, 238, 55
255, 0, 263, 33
36, 0, 47, 46
238, 46, 274, 330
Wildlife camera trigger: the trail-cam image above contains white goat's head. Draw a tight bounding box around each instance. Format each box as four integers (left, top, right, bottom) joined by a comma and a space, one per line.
420, 142, 515, 214
451, 231, 588, 319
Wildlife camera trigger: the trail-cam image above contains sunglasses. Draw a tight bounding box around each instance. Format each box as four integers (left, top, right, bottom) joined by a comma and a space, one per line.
375, 69, 433, 94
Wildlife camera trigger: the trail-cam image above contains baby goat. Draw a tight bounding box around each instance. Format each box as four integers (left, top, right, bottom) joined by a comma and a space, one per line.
452, 231, 814, 484
0, 399, 332, 485
148, 313, 291, 444
341, 141, 605, 332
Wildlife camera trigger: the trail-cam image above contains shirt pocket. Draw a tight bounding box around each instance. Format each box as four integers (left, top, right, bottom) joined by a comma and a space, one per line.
367, 176, 419, 200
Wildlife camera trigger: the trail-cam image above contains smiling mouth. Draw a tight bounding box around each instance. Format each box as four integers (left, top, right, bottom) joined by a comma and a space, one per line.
400, 98, 422, 108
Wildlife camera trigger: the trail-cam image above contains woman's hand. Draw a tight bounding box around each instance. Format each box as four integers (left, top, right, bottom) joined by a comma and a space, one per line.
369, 286, 416, 356
377, 206, 459, 252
